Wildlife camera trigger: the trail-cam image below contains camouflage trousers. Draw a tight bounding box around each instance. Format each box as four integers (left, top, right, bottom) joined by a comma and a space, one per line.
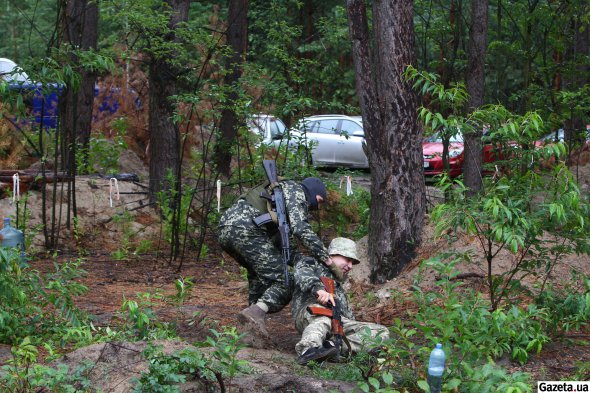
294, 305, 390, 356
218, 223, 293, 314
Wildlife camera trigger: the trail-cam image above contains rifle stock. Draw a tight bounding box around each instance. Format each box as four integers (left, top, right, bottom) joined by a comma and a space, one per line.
319, 276, 344, 350
307, 306, 332, 317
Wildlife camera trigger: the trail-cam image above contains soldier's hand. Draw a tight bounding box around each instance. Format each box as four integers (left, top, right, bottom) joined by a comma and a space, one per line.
316, 289, 335, 307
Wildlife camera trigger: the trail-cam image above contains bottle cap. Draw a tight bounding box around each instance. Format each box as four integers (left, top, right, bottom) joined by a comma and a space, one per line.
436, 343, 442, 349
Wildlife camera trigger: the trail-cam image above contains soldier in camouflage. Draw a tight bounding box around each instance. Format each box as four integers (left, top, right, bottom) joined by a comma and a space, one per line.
218, 177, 329, 343
292, 237, 390, 365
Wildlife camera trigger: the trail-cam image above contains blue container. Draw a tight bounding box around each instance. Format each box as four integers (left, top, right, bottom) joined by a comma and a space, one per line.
0, 218, 25, 253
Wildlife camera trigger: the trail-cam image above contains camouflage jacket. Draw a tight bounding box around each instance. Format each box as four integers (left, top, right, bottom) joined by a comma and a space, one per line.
291, 254, 354, 323
219, 180, 329, 263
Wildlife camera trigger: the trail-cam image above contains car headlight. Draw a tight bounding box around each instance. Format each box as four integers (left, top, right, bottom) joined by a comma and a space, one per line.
449, 148, 463, 158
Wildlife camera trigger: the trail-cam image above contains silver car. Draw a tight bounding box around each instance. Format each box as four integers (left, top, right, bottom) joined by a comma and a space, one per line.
283, 114, 368, 168
247, 114, 287, 144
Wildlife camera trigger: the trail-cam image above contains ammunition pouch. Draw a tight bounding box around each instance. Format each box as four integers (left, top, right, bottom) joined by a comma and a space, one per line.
242, 182, 271, 214
252, 213, 279, 236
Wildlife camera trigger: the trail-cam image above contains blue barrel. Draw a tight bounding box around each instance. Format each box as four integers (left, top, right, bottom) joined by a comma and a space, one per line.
0, 218, 25, 252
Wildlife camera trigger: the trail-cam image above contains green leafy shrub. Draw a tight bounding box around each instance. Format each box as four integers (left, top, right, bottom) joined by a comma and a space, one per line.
0, 251, 89, 345
156, 170, 196, 249
76, 131, 128, 175
431, 160, 590, 310
0, 337, 94, 392
135, 327, 249, 392
535, 273, 590, 335
320, 177, 371, 239
453, 361, 532, 393
119, 292, 175, 340
353, 257, 545, 392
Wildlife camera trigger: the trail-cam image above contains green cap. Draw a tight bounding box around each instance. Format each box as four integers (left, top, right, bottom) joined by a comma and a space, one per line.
328, 237, 360, 265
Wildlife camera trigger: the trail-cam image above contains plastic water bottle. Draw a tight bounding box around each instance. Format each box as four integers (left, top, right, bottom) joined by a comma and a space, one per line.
427, 343, 445, 393
0, 218, 25, 257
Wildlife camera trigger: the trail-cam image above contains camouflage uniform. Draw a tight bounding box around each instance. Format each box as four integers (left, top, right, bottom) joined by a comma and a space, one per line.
292, 254, 389, 357
218, 180, 329, 313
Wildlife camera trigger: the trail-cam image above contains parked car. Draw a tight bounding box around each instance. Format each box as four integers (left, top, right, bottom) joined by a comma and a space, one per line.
423, 132, 465, 177
246, 114, 287, 144
537, 128, 590, 145
0, 58, 29, 82
423, 131, 501, 177
539, 129, 565, 143
284, 114, 368, 169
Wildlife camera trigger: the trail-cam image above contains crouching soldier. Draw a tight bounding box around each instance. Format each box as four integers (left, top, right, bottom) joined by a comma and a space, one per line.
292, 237, 390, 365
218, 176, 330, 345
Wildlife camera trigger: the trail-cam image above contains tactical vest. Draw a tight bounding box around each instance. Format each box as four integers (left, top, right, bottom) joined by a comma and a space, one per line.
241, 180, 282, 225
243, 181, 272, 214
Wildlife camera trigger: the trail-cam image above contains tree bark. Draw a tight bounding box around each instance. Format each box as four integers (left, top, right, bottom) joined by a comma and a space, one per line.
215, 0, 249, 178
60, 0, 99, 170
55, 0, 98, 239
347, 0, 425, 283
568, 10, 589, 144
148, 0, 189, 199
464, 0, 488, 193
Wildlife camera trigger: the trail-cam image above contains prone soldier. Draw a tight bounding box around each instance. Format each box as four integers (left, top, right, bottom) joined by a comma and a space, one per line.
292, 237, 390, 364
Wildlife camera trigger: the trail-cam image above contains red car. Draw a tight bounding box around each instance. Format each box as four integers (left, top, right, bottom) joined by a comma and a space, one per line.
423, 132, 501, 178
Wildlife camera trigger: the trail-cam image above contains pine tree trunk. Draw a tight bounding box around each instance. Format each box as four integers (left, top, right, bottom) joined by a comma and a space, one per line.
60, 0, 99, 170
464, 0, 488, 193
216, 0, 248, 178
347, 0, 425, 283
568, 11, 589, 144
148, 0, 189, 199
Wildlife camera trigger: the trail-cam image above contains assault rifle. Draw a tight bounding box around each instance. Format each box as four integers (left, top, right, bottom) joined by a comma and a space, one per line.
307, 276, 350, 360
254, 159, 290, 286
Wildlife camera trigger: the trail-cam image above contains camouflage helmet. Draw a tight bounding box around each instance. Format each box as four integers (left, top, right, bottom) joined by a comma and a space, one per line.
328, 237, 360, 265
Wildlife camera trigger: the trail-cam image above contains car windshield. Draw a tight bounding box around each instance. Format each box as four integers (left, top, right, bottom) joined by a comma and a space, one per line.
270, 118, 286, 138
247, 117, 271, 138
425, 131, 463, 143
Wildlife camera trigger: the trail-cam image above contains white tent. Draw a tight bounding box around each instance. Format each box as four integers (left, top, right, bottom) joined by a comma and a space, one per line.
0, 58, 30, 82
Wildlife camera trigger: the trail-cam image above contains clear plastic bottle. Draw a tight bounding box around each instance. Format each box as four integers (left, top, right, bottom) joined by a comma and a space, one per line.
0, 218, 25, 256
427, 343, 445, 393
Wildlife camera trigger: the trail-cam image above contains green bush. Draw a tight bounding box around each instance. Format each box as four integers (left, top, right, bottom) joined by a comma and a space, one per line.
118, 292, 176, 340
535, 273, 590, 335
0, 337, 94, 392
414, 256, 550, 365
134, 327, 250, 392
0, 251, 89, 345
353, 257, 544, 392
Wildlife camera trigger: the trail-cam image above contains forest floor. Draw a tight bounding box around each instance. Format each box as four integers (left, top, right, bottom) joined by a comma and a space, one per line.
0, 147, 589, 392
20, 227, 590, 392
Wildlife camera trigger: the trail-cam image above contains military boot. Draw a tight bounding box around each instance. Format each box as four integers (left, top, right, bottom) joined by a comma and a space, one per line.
237, 304, 269, 338
297, 341, 338, 365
